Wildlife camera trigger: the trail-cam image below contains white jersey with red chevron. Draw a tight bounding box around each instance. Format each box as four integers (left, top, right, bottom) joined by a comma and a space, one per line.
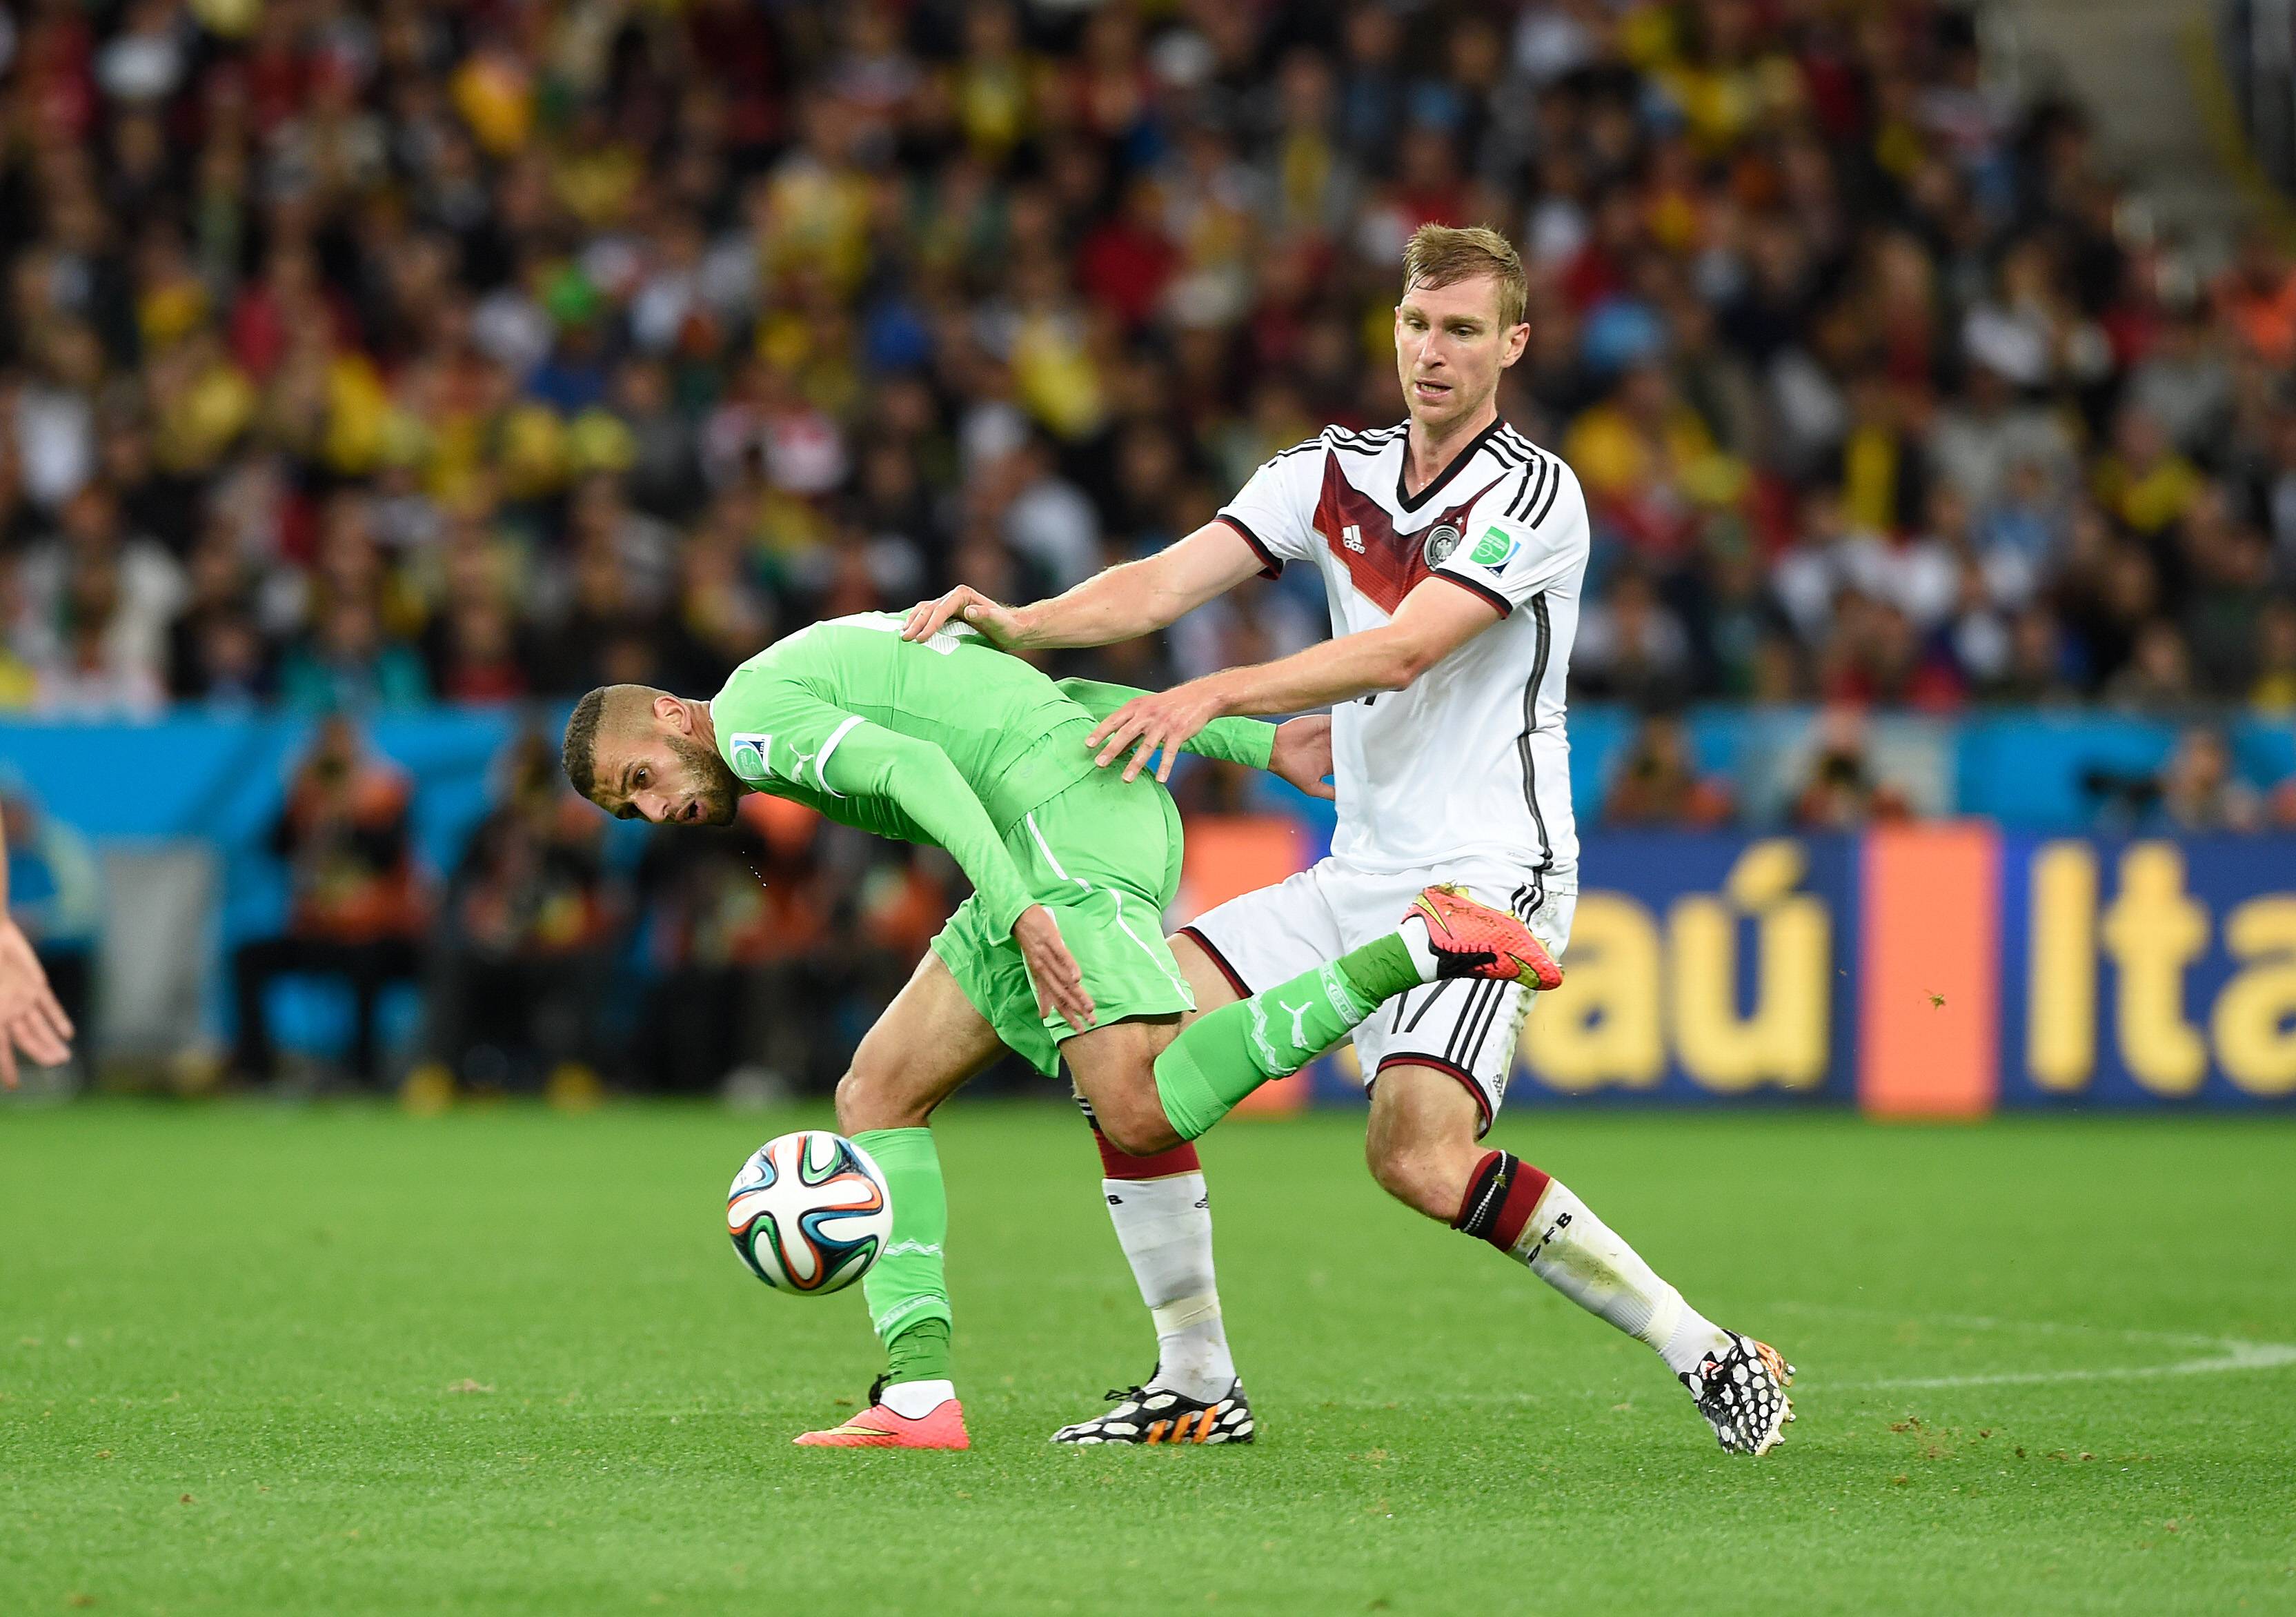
1216, 419, 1590, 886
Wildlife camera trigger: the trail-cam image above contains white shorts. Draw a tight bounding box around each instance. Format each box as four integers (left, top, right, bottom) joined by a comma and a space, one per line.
1179, 855, 1576, 1137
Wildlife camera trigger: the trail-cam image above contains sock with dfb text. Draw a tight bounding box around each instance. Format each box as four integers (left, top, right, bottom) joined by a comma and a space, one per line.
853, 1127, 953, 1400
1453, 1150, 1731, 1377
1152, 934, 1423, 1140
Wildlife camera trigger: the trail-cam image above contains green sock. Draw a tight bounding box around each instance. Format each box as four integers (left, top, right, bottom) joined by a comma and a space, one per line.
1154, 935, 1423, 1140
1338, 933, 1421, 1006
883, 1316, 951, 1385
853, 1127, 952, 1378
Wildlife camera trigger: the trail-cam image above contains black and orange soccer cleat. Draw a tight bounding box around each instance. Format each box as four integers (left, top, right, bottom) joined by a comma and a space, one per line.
1407, 884, 1563, 990
1051, 1375, 1254, 1447
1681, 1332, 1796, 1456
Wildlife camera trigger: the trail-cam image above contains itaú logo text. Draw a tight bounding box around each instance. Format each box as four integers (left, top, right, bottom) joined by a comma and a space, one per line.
1523, 840, 1832, 1095
2025, 842, 2296, 1098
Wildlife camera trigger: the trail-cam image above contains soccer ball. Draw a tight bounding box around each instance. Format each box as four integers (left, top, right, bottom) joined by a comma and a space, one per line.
726, 1131, 893, 1294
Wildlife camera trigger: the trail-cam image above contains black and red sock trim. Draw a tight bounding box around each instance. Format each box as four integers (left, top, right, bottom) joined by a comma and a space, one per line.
1077, 1091, 1203, 1179
1451, 1149, 1552, 1252
1093, 1130, 1203, 1180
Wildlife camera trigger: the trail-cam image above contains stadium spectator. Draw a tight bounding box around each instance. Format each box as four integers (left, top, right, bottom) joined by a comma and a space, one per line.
2253, 596, 2296, 712
631, 802, 852, 1095
230, 716, 428, 1089
1789, 710, 1912, 829
415, 730, 618, 1104
1573, 564, 1694, 707
2150, 724, 2265, 833
1602, 713, 1734, 829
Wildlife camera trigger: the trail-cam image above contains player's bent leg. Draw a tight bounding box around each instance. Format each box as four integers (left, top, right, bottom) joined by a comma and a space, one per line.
1068, 929, 1247, 1154
1168, 931, 1245, 1022
798, 952, 1005, 1451
1067, 1016, 1185, 1156
1365, 1067, 1794, 1457
1153, 887, 1551, 1144
1060, 1018, 1249, 1443
834, 951, 1005, 1133
1362, 1062, 1490, 1220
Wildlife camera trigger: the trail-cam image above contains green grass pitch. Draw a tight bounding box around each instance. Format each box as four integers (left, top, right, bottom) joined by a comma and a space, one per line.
4, 1101, 2294, 1616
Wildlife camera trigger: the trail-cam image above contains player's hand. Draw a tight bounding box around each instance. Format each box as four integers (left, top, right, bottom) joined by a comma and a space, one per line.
0, 917, 73, 1089
901, 586, 1028, 648
1013, 904, 1095, 1033
1087, 678, 1228, 785
1268, 715, 1335, 800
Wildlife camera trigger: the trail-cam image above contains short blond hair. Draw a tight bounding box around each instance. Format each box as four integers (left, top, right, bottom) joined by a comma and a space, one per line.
1402, 224, 1527, 329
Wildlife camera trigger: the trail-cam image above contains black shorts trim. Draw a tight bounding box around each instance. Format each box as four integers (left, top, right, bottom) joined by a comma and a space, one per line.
1176, 925, 1254, 1000
1370, 1052, 1495, 1134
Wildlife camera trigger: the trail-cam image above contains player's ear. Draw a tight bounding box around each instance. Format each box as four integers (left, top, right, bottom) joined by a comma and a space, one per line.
1502, 321, 1530, 368
654, 693, 688, 731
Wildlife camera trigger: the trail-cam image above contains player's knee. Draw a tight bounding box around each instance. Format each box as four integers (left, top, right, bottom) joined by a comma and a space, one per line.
1364, 1132, 1457, 1221
835, 1059, 919, 1132
1091, 1086, 1179, 1158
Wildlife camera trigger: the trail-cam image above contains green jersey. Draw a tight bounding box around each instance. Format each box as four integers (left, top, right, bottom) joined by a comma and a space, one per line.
708, 613, 1276, 942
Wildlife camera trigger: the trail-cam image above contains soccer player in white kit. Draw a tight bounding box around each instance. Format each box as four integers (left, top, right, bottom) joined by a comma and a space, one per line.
906, 225, 1793, 1456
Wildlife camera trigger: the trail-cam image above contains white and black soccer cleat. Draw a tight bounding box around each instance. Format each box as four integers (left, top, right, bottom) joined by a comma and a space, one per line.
1051, 1373, 1254, 1446
1681, 1331, 1796, 1456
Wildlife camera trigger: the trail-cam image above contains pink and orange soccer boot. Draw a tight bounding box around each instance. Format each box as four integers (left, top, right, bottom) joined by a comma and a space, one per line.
1407, 884, 1564, 991
793, 1380, 970, 1450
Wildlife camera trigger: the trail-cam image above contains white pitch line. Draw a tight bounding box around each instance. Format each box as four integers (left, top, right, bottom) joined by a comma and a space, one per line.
1848, 1339, 2296, 1391
1770, 1302, 2296, 1391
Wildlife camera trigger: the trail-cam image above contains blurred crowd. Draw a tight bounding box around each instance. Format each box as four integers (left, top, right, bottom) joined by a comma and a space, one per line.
206, 716, 961, 1094
0, 0, 2290, 724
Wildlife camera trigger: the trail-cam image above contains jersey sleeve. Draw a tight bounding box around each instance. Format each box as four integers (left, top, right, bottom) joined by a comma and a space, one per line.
718, 676, 1038, 941
1216, 442, 1325, 579
1430, 456, 1590, 616
713, 669, 865, 796
1052, 678, 1277, 771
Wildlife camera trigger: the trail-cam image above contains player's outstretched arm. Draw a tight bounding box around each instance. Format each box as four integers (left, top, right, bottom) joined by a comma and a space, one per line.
1055, 678, 1333, 798
902, 520, 1267, 651
0, 815, 75, 1089
1086, 579, 1499, 783
1053, 678, 1274, 768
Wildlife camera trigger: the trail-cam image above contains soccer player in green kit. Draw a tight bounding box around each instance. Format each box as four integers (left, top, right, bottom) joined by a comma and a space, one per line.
562, 611, 1558, 1449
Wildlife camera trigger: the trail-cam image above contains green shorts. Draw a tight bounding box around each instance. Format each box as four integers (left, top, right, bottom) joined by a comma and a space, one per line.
930, 767, 1196, 1076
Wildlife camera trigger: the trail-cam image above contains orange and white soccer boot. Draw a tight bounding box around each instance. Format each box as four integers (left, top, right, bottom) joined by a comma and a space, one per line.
1406, 884, 1563, 990
793, 1379, 970, 1449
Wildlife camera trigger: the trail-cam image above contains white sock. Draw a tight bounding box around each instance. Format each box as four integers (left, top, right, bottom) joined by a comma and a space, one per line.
878, 1378, 954, 1419
1103, 1173, 1236, 1400
1507, 1178, 1730, 1378
1397, 915, 1441, 984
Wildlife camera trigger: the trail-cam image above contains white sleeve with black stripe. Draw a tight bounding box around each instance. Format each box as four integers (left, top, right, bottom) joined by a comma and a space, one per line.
1216, 440, 1325, 579
1432, 452, 1588, 615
